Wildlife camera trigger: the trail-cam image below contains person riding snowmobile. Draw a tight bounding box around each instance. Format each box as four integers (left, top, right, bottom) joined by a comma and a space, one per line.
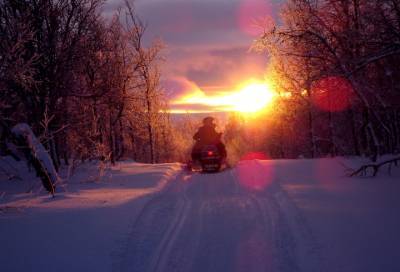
191, 116, 227, 162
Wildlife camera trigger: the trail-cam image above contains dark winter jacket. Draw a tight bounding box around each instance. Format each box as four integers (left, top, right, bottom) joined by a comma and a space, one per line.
193, 124, 221, 146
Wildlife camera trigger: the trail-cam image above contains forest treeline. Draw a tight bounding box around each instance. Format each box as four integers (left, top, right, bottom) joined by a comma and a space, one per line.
235, 0, 400, 162
1, 0, 400, 170
0, 0, 176, 167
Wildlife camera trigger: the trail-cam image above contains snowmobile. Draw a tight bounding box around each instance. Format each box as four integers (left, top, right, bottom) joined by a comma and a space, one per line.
188, 144, 225, 173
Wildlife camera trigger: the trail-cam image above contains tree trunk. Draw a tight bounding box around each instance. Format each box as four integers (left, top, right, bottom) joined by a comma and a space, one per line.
279, 119, 285, 158
116, 119, 125, 160
147, 122, 154, 163
349, 108, 361, 156
307, 100, 317, 158
146, 87, 155, 163
109, 110, 115, 165
327, 110, 337, 157
48, 135, 59, 172
395, 108, 400, 152
361, 109, 379, 162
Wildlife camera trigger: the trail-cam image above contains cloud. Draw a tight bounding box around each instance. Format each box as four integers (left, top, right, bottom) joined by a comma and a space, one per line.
104, 0, 278, 46
169, 103, 225, 113
162, 77, 202, 101
104, 0, 281, 112
165, 46, 268, 92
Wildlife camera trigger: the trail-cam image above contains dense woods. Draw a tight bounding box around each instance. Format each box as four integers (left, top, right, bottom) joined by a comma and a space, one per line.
1, 0, 400, 178
0, 0, 174, 166
246, 0, 400, 161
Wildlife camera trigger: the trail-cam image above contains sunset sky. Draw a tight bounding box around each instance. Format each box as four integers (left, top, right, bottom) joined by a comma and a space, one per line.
104, 0, 283, 113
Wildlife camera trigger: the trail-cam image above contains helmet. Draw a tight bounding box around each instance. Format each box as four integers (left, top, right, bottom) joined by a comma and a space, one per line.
202, 116, 215, 126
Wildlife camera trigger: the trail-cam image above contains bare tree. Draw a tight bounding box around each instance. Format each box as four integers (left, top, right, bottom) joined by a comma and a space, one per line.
255, 0, 400, 161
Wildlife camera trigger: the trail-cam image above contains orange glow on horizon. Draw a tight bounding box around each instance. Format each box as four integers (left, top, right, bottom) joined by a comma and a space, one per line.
171, 79, 277, 115
233, 82, 275, 113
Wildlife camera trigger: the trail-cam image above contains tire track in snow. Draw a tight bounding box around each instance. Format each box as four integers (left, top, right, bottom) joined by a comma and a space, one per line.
231, 169, 280, 271
242, 195, 277, 271
262, 193, 301, 272
118, 171, 190, 272
231, 162, 304, 272
269, 183, 324, 272
252, 160, 323, 272
163, 170, 263, 272
149, 175, 191, 272
158, 171, 231, 272
119, 163, 323, 272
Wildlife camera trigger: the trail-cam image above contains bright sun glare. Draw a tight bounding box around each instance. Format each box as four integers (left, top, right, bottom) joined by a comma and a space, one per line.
172, 80, 276, 114
232, 83, 275, 113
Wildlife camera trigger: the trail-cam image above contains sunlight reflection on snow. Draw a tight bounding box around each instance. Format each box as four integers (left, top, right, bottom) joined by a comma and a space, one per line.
236, 153, 274, 191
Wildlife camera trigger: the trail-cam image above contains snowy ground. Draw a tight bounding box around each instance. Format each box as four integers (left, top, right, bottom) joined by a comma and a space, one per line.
1, 156, 400, 272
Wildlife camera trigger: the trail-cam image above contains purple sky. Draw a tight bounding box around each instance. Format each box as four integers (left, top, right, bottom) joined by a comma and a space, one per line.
103, 0, 283, 112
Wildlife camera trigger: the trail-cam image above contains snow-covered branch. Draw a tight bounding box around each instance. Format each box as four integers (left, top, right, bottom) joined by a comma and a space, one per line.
350, 156, 400, 177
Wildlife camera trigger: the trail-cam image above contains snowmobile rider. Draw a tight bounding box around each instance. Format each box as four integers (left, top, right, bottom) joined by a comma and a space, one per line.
191, 116, 227, 161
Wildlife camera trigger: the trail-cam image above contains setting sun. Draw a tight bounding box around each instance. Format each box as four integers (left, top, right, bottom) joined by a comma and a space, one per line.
232, 82, 275, 113
171, 80, 276, 114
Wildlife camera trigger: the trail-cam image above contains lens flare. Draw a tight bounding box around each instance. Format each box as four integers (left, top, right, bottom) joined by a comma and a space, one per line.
311, 76, 354, 112
236, 153, 274, 191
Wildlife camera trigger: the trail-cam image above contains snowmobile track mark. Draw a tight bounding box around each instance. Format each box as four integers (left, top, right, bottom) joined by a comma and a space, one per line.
229, 167, 301, 272
118, 171, 188, 272
149, 187, 191, 272
229, 169, 282, 271
261, 195, 301, 272
271, 185, 324, 272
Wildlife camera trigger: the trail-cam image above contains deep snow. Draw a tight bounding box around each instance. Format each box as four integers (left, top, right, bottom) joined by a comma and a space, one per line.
1, 156, 400, 272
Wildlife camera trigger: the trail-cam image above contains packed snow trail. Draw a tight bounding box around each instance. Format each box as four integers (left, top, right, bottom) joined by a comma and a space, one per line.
3, 158, 400, 271
119, 162, 322, 272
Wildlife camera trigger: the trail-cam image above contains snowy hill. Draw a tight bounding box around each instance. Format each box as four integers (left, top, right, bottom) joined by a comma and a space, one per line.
1, 157, 400, 272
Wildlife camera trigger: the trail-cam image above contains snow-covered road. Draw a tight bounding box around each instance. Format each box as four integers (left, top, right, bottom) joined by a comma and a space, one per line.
2, 158, 400, 272
119, 163, 321, 272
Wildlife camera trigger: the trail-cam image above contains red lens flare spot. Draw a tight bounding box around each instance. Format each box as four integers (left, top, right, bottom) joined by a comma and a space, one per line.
311, 76, 354, 112
237, 153, 273, 191
240, 152, 267, 161
207, 151, 213, 156
237, 0, 273, 36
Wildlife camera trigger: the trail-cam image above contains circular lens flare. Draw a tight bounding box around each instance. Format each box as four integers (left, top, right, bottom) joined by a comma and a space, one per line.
237, 152, 274, 191
311, 76, 354, 112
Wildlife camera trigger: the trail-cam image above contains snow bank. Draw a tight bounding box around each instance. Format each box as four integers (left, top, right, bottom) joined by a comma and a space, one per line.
11, 123, 59, 193
0, 160, 182, 272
